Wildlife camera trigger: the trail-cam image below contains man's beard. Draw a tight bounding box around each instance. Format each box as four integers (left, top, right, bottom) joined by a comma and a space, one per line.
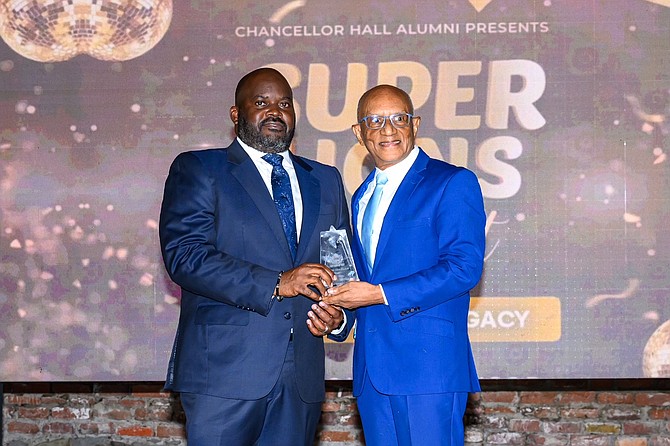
237, 115, 294, 154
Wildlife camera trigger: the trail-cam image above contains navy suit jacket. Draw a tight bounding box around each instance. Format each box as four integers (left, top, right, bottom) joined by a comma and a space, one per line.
159, 141, 351, 403
351, 148, 484, 396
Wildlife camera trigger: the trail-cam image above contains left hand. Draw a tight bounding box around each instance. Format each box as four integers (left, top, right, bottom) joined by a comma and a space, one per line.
280, 263, 335, 302
323, 281, 385, 310
306, 301, 344, 337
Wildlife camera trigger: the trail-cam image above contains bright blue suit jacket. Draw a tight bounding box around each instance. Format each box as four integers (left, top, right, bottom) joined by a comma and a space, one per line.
159, 141, 351, 403
351, 148, 484, 396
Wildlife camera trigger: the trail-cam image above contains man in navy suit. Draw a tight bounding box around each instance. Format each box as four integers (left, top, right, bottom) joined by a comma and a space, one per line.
324, 85, 485, 445
159, 68, 351, 445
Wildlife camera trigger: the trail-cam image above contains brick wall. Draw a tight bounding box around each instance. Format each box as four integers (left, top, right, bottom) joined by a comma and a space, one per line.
3, 381, 670, 445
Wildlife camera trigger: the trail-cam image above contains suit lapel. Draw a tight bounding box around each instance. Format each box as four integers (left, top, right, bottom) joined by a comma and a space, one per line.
373, 150, 429, 272
228, 142, 294, 263
291, 154, 319, 263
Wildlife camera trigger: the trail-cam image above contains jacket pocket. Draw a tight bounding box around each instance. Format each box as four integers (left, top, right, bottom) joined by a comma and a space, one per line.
195, 304, 250, 326
399, 314, 454, 338
394, 217, 431, 229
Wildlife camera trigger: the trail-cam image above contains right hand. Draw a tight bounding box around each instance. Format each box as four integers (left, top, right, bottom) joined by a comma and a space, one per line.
279, 263, 335, 301
307, 301, 345, 337
323, 280, 384, 309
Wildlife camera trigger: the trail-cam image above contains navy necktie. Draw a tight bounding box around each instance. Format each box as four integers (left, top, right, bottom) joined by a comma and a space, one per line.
361, 171, 388, 269
262, 153, 298, 260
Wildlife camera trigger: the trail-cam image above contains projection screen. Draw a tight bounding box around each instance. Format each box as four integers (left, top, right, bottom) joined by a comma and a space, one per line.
0, 0, 669, 381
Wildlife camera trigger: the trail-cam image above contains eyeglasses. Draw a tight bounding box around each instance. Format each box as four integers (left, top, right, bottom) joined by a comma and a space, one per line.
358, 112, 414, 130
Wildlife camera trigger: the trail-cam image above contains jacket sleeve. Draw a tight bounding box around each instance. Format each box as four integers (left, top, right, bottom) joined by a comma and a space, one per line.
328, 165, 356, 341
159, 152, 278, 315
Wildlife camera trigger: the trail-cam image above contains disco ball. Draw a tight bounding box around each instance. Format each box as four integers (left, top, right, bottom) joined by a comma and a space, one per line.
642, 319, 670, 378
0, 0, 173, 62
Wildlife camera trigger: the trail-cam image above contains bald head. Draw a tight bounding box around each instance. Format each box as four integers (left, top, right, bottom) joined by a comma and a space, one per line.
235, 67, 292, 107
357, 85, 414, 121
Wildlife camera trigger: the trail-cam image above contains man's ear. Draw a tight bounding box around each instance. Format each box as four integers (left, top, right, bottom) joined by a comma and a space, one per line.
411, 115, 421, 135
352, 124, 364, 146
230, 106, 238, 125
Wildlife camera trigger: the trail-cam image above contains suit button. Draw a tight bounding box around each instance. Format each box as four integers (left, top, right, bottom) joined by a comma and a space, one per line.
284, 312, 291, 320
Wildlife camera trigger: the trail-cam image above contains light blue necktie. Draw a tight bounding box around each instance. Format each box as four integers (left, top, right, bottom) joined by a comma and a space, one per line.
262, 153, 298, 260
361, 172, 388, 269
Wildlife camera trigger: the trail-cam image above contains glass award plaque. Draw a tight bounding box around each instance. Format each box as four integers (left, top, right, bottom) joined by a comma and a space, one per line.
320, 226, 359, 286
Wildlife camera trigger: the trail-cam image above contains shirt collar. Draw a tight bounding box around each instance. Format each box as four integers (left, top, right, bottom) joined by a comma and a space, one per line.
372, 146, 420, 184
237, 137, 291, 163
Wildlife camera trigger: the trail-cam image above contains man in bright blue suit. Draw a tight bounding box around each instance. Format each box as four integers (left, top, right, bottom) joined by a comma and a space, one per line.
324, 85, 485, 445
159, 68, 352, 445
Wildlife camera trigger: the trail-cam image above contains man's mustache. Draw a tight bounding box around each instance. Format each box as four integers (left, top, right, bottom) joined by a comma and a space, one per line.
260, 117, 287, 130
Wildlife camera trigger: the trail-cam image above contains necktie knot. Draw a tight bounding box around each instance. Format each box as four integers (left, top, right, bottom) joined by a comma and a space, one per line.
262, 153, 283, 167
375, 172, 388, 187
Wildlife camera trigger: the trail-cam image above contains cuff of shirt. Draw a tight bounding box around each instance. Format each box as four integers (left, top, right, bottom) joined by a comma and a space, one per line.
329, 309, 347, 335
379, 284, 389, 305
